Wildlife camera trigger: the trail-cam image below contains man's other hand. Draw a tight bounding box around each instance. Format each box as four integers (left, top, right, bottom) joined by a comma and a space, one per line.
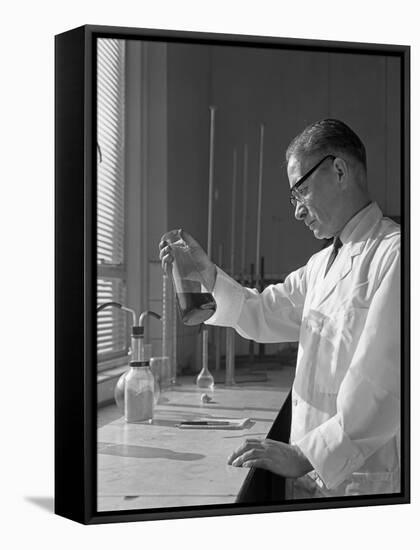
227, 438, 313, 479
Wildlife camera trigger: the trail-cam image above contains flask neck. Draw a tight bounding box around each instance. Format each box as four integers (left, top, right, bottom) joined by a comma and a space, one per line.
129, 361, 150, 368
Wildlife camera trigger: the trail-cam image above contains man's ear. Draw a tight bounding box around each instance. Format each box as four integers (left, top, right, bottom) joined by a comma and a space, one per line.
333, 157, 348, 188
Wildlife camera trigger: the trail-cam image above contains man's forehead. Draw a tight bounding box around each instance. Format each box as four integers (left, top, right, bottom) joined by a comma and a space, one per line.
287, 156, 301, 172
287, 152, 325, 182
287, 155, 308, 185
287, 154, 313, 172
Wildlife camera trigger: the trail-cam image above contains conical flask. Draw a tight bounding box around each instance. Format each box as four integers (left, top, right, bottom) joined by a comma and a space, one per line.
162, 229, 216, 326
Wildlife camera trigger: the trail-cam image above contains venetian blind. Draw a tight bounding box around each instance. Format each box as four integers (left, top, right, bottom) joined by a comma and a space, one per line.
97, 38, 128, 363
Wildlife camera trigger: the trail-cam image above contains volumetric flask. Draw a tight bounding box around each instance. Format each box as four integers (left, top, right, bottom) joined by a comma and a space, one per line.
162, 229, 216, 326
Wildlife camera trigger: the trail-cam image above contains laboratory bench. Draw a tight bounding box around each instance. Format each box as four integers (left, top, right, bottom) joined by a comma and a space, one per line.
97, 365, 294, 512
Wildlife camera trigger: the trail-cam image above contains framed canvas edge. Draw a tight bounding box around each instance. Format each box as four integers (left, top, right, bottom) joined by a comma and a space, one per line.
58, 23, 411, 54
55, 24, 411, 526
55, 25, 90, 524
401, 42, 411, 505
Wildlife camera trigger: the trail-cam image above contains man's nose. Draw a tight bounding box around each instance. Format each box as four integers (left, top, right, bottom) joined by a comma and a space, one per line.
294, 202, 307, 221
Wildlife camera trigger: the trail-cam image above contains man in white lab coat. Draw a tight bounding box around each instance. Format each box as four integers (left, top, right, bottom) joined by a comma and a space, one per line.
159, 119, 401, 498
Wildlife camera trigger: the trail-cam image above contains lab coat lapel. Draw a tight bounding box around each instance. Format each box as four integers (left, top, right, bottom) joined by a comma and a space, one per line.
311, 203, 383, 307
316, 241, 364, 307
313, 202, 383, 307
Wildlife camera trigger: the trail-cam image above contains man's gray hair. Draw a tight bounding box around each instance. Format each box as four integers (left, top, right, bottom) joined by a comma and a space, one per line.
286, 119, 367, 170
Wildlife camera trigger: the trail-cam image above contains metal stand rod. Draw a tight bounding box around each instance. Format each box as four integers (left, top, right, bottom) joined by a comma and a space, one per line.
202, 326, 208, 369
226, 148, 237, 385
255, 124, 265, 290
171, 282, 177, 384
249, 261, 255, 364
225, 328, 235, 385
230, 148, 237, 277
162, 274, 175, 382
207, 106, 216, 260
203, 105, 216, 384
215, 243, 223, 371
259, 256, 265, 359
215, 327, 221, 371
241, 143, 248, 280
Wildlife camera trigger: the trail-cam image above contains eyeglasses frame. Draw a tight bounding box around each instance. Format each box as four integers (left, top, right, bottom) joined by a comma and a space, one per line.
289, 154, 337, 207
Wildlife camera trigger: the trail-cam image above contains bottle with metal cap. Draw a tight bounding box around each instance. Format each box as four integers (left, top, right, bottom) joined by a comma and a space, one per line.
96, 302, 161, 421
124, 331, 155, 423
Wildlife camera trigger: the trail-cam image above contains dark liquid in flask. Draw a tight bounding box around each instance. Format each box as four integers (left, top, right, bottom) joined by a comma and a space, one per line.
176, 292, 217, 326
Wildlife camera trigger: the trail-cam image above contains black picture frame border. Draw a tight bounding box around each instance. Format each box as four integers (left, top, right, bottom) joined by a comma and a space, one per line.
55, 24, 410, 525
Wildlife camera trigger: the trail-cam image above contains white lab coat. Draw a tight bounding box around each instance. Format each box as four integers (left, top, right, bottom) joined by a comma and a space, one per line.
206, 203, 401, 498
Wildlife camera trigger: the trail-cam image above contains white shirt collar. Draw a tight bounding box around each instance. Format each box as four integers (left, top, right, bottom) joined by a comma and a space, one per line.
339, 202, 383, 245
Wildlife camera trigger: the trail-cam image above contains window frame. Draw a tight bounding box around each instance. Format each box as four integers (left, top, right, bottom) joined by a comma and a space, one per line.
96, 38, 129, 370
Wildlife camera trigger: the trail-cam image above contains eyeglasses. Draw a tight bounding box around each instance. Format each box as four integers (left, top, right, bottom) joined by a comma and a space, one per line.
289, 154, 336, 207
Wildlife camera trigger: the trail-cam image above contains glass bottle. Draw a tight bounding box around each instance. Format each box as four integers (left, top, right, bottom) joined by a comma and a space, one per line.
161, 229, 216, 326
108, 308, 161, 415
115, 354, 160, 413
124, 362, 155, 423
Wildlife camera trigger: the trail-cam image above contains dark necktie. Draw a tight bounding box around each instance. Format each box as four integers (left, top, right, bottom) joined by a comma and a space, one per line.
324, 237, 343, 277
